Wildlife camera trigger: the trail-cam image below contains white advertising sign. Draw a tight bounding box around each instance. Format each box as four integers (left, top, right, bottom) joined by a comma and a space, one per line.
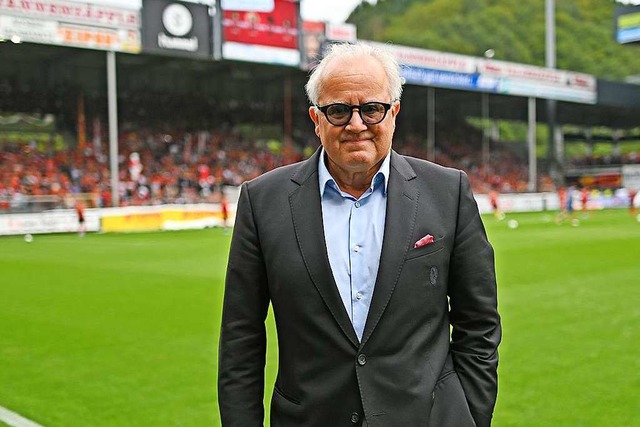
370, 41, 477, 74
221, 0, 274, 12
0, 15, 141, 52
0, 210, 100, 236
364, 40, 597, 104
0, 15, 58, 44
0, 0, 139, 28
622, 164, 640, 190
222, 41, 300, 66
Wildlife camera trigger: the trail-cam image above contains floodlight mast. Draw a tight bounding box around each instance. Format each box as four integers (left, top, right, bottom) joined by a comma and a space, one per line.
546, 0, 563, 186
545, 0, 556, 70
107, 51, 120, 208
482, 49, 494, 168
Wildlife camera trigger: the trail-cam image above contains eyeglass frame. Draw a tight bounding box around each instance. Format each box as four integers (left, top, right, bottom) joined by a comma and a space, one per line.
314, 101, 395, 126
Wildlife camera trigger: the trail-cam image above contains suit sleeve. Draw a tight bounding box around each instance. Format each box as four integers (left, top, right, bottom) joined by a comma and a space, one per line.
448, 171, 502, 427
218, 183, 270, 426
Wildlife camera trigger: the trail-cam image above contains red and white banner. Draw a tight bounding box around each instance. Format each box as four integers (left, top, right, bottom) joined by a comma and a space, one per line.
0, 0, 139, 29
388, 43, 477, 74
221, 0, 274, 12
0, 15, 141, 52
223, 0, 298, 50
0, 0, 141, 52
476, 59, 596, 91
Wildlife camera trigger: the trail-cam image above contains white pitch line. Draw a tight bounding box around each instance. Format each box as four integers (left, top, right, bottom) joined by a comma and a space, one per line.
0, 405, 45, 427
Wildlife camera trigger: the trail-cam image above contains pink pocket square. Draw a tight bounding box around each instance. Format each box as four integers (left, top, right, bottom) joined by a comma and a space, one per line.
414, 234, 435, 249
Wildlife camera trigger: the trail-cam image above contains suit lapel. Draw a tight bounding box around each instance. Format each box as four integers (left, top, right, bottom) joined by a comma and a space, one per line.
289, 148, 359, 348
362, 151, 418, 345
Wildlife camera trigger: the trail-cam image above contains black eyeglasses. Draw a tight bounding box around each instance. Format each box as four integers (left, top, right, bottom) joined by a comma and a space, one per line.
315, 102, 392, 126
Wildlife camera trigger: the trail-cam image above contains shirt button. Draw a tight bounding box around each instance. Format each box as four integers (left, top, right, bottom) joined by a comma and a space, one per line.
355, 292, 363, 300
357, 354, 367, 366
354, 201, 361, 208
353, 245, 360, 253
351, 412, 360, 424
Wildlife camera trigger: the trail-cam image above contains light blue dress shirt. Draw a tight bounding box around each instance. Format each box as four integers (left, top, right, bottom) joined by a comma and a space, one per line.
318, 149, 389, 341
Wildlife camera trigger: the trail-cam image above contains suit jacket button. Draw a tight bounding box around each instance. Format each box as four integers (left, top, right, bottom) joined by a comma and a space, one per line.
357, 354, 367, 366
351, 412, 360, 424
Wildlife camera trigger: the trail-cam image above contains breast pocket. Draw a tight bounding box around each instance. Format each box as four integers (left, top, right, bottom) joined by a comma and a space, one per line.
402, 237, 449, 293
405, 237, 445, 261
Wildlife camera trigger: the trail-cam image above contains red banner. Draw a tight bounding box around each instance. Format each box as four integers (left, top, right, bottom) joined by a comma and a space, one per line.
0, 0, 139, 28
222, 0, 298, 49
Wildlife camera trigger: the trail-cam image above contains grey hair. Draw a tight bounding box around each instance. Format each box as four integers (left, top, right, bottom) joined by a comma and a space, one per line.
305, 42, 403, 106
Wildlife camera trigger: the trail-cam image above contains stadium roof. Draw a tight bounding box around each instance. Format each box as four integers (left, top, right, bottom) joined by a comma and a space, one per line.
1, 41, 639, 131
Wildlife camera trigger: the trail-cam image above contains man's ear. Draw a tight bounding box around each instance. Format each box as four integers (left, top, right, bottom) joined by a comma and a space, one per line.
391, 101, 401, 117
309, 107, 321, 136
309, 106, 320, 126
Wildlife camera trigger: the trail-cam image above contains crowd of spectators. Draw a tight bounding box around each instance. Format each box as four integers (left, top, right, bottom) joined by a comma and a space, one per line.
396, 130, 554, 193
0, 126, 306, 212
566, 151, 639, 167
1, 121, 566, 213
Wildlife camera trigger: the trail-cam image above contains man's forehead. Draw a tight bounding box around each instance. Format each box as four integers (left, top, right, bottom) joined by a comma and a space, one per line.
321, 55, 387, 87
324, 54, 381, 72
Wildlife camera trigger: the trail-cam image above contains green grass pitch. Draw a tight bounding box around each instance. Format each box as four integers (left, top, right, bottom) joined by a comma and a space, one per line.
0, 209, 638, 426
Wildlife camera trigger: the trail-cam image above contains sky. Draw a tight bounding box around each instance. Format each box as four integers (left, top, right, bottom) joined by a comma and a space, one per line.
89, 0, 370, 23
300, 0, 368, 23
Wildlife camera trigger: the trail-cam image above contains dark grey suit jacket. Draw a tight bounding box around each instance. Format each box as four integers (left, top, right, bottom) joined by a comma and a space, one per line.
218, 148, 501, 427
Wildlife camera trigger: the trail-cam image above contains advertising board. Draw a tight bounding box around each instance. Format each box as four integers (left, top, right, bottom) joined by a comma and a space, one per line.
141, 0, 212, 58
615, 6, 640, 44
364, 41, 597, 104
222, 0, 300, 66
0, 0, 140, 52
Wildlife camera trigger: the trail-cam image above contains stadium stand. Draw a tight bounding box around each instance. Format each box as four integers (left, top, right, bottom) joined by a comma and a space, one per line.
2, 116, 565, 213
1, 43, 638, 214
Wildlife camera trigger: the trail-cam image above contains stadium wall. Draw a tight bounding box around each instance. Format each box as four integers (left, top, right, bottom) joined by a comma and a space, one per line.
0, 203, 236, 236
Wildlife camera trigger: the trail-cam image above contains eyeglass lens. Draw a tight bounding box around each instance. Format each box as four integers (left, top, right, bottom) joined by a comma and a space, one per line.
325, 103, 388, 125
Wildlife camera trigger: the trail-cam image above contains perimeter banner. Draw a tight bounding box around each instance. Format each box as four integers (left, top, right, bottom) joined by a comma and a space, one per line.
0, 0, 140, 52
0, 0, 139, 28
364, 41, 597, 104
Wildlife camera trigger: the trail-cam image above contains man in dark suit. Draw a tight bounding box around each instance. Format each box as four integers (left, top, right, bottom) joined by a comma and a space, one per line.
218, 42, 501, 427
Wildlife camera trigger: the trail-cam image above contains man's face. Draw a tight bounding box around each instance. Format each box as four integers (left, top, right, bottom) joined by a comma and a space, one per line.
309, 55, 400, 179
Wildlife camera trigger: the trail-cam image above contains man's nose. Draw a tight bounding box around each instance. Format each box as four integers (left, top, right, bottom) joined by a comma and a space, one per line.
345, 109, 368, 131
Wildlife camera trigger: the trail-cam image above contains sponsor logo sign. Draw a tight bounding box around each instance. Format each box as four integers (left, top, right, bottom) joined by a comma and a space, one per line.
222, 0, 299, 66
364, 41, 597, 104
141, 0, 212, 58
0, 0, 140, 52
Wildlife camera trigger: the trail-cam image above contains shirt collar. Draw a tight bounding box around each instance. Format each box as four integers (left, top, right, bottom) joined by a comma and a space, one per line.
318, 147, 390, 197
